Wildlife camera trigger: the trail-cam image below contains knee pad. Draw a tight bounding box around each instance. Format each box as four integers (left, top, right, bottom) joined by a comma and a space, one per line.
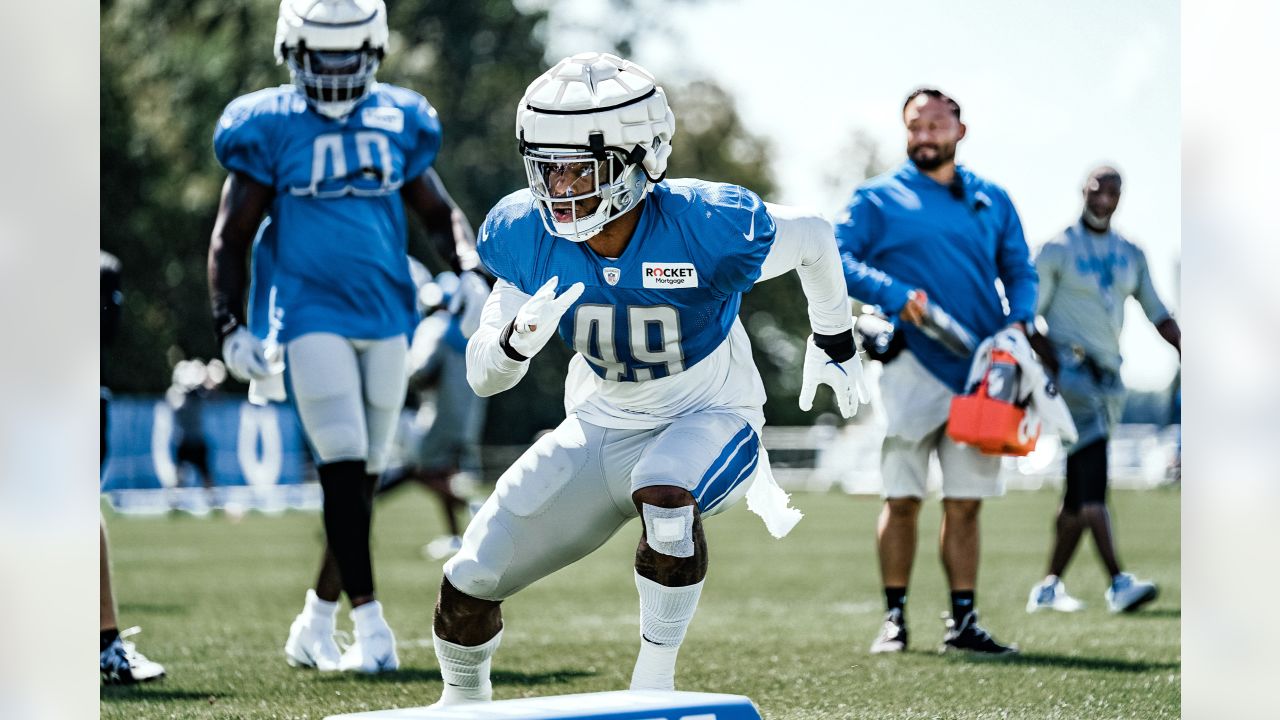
308, 422, 367, 465
642, 503, 695, 558
443, 556, 505, 602
443, 502, 517, 601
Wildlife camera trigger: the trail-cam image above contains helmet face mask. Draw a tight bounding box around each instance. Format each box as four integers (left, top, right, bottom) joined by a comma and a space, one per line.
284, 43, 382, 119
515, 52, 676, 243
274, 0, 389, 120
522, 143, 648, 243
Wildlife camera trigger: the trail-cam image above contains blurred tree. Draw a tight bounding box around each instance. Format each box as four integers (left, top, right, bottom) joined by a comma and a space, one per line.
821, 128, 889, 216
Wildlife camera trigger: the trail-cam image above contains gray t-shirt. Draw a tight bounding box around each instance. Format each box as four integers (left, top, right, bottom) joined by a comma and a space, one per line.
1035, 221, 1170, 372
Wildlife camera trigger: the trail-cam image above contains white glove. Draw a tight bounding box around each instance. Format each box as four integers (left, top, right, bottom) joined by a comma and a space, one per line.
450, 270, 491, 339
221, 326, 271, 382
503, 276, 585, 360
798, 334, 870, 419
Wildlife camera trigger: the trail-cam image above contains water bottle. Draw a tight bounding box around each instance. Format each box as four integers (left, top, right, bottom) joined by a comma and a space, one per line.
983, 349, 1020, 404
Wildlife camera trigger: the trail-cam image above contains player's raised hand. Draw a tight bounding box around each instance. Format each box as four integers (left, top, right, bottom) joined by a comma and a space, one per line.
501, 276, 585, 360
798, 334, 870, 418
221, 326, 272, 382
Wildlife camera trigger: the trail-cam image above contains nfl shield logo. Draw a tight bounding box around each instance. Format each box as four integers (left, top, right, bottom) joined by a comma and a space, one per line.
603, 266, 621, 286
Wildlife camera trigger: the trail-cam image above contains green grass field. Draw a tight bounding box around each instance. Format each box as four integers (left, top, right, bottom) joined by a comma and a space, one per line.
101, 486, 1180, 719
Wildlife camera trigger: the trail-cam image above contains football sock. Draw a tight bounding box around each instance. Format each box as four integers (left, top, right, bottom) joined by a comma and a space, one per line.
951, 590, 976, 621
630, 571, 704, 691
884, 586, 907, 615
318, 460, 375, 600
350, 599, 388, 635
100, 628, 120, 652
303, 588, 339, 629
433, 629, 503, 705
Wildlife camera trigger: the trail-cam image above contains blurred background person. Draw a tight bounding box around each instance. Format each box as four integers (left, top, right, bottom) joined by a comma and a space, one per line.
163, 357, 225, 513
379, 261, 490, 559
100, 250, 166, 685
1025, 166, 1181, 614
206, 0, 480, 673
835, 88, 1036, 656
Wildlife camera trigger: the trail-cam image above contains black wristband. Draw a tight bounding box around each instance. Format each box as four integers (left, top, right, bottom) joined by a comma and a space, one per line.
814, 329, 856, 363
498, 320, 530, 362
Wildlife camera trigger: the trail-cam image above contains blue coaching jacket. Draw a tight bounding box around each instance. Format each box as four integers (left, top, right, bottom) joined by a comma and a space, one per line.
835, 160, 1038, 393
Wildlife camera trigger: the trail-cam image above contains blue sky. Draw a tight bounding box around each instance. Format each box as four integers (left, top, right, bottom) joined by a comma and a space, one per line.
539, 0, 1181, 390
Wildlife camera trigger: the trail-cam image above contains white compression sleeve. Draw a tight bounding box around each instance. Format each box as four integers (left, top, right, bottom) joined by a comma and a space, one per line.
433, 629, 503, 705
465, 279, 533, 397
630, 571, 704, 691
757, 203, 854, 336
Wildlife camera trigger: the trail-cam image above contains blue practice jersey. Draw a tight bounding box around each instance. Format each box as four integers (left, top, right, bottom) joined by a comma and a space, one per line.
214, 83, 442, 343
478, 180, 776, 382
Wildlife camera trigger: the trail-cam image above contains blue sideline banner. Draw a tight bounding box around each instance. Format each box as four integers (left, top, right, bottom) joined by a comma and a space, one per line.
101, 395, 318, 514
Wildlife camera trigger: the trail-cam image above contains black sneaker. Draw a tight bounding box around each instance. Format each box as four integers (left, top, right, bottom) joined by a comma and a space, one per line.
869, 608, 908, 654
940, 611, 1018, 655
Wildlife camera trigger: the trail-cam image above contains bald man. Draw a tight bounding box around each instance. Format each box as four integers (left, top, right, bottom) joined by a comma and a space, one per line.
1026, 166, 1180, 614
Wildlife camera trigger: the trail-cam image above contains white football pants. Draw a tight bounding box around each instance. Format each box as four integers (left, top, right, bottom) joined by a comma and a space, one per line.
286, 332, 408, 475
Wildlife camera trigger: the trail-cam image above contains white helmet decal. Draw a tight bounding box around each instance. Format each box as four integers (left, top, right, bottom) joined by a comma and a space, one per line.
274, 0, 389, 120
516, 52, 677, 242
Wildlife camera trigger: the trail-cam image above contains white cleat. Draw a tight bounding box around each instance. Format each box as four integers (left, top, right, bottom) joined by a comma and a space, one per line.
284, 612, 341, 671
423, 534, 464, 560
340, 602, 399, 673
1106, 572, 1158, 613
101, 627, 166, 684
1027, 577, 1085, 613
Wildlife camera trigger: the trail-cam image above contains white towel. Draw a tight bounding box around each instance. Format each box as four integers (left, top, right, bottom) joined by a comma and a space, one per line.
744, 446, 804, 538
967, 328, 1078, 445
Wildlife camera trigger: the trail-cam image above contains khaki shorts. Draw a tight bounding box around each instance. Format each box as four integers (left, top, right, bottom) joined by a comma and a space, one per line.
877, 350, 1003, 499
444, 411, 759, 601
880, 424, 1004, 499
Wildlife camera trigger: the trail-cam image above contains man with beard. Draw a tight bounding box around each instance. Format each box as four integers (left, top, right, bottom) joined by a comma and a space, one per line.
1025, 166, 1180, 614
835, 88, 1037, 655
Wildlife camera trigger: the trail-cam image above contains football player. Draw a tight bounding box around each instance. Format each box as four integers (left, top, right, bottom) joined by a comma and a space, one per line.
427, 52, 868, 705
101, 251, 166, 685
207, 0, 478, 673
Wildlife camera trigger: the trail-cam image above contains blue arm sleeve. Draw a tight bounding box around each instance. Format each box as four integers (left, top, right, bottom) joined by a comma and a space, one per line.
994, 191, 1038, 325
404, 96, 442, 182
833, 190, 912, 313
213, 99, 275, 188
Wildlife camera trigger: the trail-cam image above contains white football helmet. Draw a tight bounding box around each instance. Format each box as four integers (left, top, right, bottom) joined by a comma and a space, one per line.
274, 0, 389, 119
516, 52, 676, 242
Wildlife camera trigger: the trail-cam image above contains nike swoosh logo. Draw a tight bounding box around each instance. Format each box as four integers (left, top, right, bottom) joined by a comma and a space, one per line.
743, 213, 755, 242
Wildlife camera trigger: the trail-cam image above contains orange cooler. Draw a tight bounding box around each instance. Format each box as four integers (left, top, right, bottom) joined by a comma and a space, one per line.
947, 349, 1039, 456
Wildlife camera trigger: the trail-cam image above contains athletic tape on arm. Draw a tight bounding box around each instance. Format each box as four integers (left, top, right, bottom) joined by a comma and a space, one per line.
642, 503, 695, 558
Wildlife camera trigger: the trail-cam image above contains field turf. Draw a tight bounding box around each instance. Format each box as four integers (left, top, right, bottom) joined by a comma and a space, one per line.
101, 486, 1179, 719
